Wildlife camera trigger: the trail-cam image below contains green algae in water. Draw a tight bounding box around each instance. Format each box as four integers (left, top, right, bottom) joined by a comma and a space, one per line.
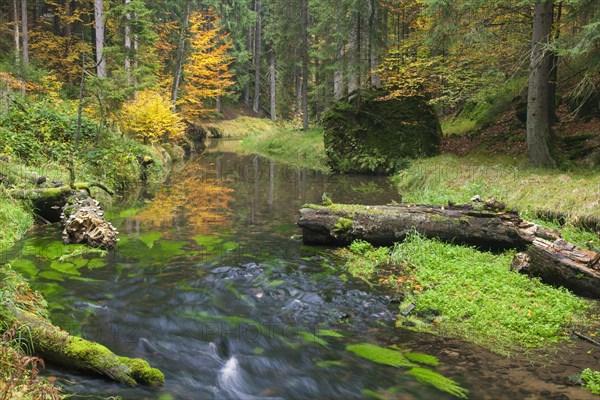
300, 331, 328, 347
317, 329, 343, 338
407, 367, 468, 399
346, 343, 414, 368
316, 360, 346, 368
404, 352, 439, 367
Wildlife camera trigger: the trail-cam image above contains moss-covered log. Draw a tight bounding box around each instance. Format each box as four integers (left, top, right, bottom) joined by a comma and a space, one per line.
0, 267, 164, 387
297, 203, 559, 250
512, 238, 600, 298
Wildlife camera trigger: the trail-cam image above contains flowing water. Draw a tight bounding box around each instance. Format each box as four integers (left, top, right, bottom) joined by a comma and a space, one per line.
2, 140, 593, 400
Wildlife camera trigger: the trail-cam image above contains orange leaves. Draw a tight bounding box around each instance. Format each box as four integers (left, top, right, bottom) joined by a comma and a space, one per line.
179, 12, 235, 121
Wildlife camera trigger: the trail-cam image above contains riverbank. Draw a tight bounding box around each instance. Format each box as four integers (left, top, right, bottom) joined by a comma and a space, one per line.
0, 101, 179, 397
209, 117, 329, 171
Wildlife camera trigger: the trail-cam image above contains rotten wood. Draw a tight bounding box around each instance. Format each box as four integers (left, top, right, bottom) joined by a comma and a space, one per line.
512, 238, 600, 298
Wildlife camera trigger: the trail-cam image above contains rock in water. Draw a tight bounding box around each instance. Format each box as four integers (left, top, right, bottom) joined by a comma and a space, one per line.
322, 89, 442, 174
62, 191, 118, 249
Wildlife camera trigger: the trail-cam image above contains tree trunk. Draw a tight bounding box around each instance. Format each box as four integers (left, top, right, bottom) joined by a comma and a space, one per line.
21, 0, 29, 66
301, 0, 309, 131
13, 0, 20, 67
297, 204, 559, 250
94, 0, 107, 78
526, 0, 556, 167
269, 48, 276, 121
347, 11, 359, 94
548, 1, 562, 124
124, 0, 132, 86
512, 238, 600, 298
0, 276, 163, 386
172, 1, 191, 105
253, 0, 262, 114
334, 45, 345, 100
61, 191, 118, 249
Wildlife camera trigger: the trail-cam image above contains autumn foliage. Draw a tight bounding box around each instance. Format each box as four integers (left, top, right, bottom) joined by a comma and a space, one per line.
120, 90, 185, 144
179, 12, 235, 121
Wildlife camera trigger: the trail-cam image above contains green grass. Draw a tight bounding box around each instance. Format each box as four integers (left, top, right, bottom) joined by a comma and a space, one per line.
209, 116, 282, 138
392, 235, 590, 355
338, 234, 592, 356
394, 154, 600, 220
0, 194, 34, 251
242, 124, 328, 171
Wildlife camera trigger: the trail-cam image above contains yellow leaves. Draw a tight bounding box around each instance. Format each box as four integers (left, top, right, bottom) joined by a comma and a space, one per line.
120, 90, 185, 144
179, 12, 235, 121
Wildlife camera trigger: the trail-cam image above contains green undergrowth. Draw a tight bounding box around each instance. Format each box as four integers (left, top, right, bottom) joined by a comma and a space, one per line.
581, 368, 600, 395
338, 234, 592, 356
242, 124, 328, 171
208, 116, 281, 138
441, 76, 526, 136
0, 194, 33, 251
394, 154, 600, 221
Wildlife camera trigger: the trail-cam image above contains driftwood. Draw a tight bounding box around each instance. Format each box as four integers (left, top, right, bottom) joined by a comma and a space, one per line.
297, 204, 559, 250
61, 192, 118, 249
512, 238, 600, 298
8, 184, 118, 249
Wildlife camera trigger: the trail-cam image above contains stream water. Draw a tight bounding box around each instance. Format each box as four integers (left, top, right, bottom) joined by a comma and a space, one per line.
1, 139, 593, 400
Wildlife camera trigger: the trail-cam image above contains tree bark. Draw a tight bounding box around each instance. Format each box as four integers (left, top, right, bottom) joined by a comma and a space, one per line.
21, 0, 29, 66
527, 0, 556, 167
172, 1, 190, 105
297, 204, 559, 250
13, 0, 20, 67
269, 48, 276, 121
301, 0, 309, 131
94, 0, 107, 78
347, 11, 360, 94
512, 238, 600, 298
253, 0, 262, 114
124, 0, 132, 86
333, 45, 345, 100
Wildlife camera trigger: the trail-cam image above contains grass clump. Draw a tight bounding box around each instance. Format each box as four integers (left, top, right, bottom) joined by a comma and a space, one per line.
581, 368, 600, 395
0, 194, 34, 251
242, 124, 327, 171
394, 154, 600, 220
335, 240, 391, 280
391, 234, 590, 355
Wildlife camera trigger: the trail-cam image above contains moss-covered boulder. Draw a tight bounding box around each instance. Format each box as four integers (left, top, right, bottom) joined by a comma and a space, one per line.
323, 90, 441, 174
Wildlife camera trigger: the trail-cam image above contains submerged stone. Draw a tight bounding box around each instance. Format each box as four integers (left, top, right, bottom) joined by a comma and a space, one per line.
323, 89, 442, 174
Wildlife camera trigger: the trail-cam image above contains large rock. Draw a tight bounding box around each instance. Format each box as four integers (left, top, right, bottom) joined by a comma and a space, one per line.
323, 90, 441, 174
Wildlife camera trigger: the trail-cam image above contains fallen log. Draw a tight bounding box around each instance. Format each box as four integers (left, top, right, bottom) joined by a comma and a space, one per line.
297, 204, 559, 250
0, 268, 164, 387
512, 238, 600, 298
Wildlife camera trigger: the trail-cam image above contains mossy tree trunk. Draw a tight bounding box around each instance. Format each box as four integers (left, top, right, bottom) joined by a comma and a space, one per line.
297, 203, 559, 251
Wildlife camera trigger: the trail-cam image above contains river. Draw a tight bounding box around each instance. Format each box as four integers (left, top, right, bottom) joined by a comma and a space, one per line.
2, 139, 593, 400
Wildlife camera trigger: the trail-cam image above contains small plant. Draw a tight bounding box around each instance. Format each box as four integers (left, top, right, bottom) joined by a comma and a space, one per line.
581, 368, 600, 395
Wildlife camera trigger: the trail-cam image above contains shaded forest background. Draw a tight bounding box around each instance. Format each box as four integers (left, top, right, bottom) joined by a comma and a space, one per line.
0, 0, 599, 166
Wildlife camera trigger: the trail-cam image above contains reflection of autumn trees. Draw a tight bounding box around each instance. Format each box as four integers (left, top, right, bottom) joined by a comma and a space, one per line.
133, 161, 234, 234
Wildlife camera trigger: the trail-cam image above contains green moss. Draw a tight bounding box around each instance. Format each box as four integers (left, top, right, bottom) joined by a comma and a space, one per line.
346, 343, 414, 368
323, 89, 441, 174
120, 357, 165, 386
407, 367, 468, 399
333, 217, 353, 233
